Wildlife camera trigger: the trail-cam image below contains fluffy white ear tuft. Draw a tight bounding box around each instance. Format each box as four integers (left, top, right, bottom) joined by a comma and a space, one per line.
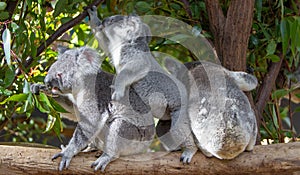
80, 47, 101, 64
76, 47, 101, 74
226, 71, 258, 91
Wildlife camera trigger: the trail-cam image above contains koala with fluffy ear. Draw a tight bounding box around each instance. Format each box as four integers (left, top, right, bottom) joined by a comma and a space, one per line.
164, 58, 258, 159
41, 46, 155, 172
88, 7, 197, 163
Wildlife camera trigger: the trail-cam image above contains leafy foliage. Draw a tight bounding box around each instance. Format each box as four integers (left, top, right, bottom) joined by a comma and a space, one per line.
0, 0, 299, 146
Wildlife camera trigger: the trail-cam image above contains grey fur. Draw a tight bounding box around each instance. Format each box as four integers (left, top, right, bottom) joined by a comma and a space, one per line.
88, 7, 197, 163
35, 46, 155, 171
165, 59, 258, 159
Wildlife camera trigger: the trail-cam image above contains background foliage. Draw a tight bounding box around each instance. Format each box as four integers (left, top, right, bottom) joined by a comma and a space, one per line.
0, 0, 299, 146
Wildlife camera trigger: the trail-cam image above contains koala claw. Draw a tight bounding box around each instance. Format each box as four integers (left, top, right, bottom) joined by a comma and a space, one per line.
180, 149, 197, 164
87, 6, 97, 16
91, 153, 112, 172
52, 152, 72, 171
52, 145, 73, 171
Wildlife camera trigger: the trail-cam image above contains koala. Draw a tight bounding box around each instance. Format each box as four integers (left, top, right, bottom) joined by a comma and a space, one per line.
88, 7, 197, 163
164, 58, 258, 159
37, 46, 155, 172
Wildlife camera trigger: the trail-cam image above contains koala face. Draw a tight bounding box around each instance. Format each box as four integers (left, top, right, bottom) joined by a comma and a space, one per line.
44, 47, 100, 95
102, 15, 151, 44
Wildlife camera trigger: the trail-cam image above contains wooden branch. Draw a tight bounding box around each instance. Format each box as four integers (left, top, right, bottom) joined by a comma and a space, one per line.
1, 142, 300, 174
256, 54, 284, 116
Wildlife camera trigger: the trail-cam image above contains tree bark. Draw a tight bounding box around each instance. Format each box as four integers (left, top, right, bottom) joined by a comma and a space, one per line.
1, 143, 300, 174
204, 0, 254, 71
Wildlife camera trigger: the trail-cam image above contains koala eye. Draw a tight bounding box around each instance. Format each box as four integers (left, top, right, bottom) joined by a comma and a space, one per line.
56, 73, 62, 79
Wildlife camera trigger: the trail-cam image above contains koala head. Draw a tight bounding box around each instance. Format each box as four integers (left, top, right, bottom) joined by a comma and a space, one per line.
102, 15, 151, 45
44, 46, 100, 94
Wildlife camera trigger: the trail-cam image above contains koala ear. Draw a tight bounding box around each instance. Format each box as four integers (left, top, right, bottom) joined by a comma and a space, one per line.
78, 47, 101, 65
57, 45, 69, 54
226, 70, 258, 91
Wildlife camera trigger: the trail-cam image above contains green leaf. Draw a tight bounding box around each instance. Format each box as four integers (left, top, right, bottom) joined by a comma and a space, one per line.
272, 89, 289, 99
38, 92, 53, 107
4, 67, 15, 88
44, 114, 56, 133
23, 79, 30, 94
16, 93, 34, 114
34, 94, 50, 113
2, 28, 11, 67
48, 97, 69, 113
255, 0, 262, 22
53, 0, 68, 17
266, 54, 280, 62
280, 18, 289, 55
266, 40, 277, 55
30, 32, 37, 57
294, 106, 300, 113
0, 11, 9, 20
170, 3, 181, 11
135, 1, 151, 13
0, 2, 7, 11
0, 93, 29, 104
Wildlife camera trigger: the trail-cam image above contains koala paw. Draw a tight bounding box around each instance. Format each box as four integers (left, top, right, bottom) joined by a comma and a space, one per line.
91, 153, 113, 172
30, 83, 46, 95
52, 145, 74, 171
180, 148, 197, 164
87, 6, 97, 18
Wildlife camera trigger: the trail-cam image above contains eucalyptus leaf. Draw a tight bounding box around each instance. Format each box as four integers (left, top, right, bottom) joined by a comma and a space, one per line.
0, 93, 29, 104
2, 28, 11, 66
0, 2, 7, 11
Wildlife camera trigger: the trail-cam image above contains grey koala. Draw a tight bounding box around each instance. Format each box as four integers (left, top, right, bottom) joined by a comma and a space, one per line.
88, 7, 197, 163
164, 58, 258, 159
34, 46, 155, 171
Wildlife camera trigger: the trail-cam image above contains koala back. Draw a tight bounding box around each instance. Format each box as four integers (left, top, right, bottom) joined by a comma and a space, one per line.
187, 62, 257, 159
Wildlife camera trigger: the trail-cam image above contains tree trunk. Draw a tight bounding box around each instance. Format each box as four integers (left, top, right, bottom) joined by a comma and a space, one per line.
1, 143, 300, 174
204, 0, 254, 71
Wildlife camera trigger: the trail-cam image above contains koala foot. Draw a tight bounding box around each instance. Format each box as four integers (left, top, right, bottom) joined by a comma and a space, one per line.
180, 148, 197, 164
52, 145, 74, 171
91, 153, 114, 172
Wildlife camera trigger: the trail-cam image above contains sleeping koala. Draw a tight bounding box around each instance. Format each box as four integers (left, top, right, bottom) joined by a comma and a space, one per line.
35, 46, 155, 172
164, 58, 258, 159
88, 7, 197, 163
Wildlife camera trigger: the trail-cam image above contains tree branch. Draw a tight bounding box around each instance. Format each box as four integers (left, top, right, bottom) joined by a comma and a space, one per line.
16, 0, 104, 75
180, 0, 193, 20
1, 142, 300, 174
256, 54, 284, 117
